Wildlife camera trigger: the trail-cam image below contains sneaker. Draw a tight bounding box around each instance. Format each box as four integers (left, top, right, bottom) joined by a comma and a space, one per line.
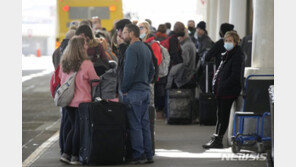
60, 153, 70, 164
69, 156, 80, 165
145, 157, 154, 164
129, 157, 145, 165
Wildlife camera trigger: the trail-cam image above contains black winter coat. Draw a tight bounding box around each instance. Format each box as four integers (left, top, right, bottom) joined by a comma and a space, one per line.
205, 38, 225, 67
168, 31, 183, 67
213, 45, 244, 98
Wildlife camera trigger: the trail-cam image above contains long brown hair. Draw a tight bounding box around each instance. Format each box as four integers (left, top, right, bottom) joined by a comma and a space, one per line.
60, 36, 89, 73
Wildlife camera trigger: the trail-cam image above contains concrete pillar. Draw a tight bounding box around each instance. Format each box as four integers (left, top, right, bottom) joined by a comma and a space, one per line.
247, 0, 274, 75
216, 0, 230, 41
229, 0, 247, 38
206, 0, 218, 41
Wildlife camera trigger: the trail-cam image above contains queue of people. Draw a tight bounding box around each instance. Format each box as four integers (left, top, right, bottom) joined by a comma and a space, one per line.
51, 16, 247, 165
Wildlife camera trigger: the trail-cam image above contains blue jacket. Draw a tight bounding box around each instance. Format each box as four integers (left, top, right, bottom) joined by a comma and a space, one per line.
121, 41, 155, 93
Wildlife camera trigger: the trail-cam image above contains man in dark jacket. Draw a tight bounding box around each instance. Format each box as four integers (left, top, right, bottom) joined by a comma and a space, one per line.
187, 20, 196, 44
167, 22, 185, 68
121, 24, 155, 164
114, 19, 132, 102
205, 23, 235, 67
196, 21, 214, 60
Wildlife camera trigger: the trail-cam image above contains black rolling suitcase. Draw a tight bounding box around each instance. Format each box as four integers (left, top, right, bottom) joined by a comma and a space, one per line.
199, 63, 217, 125
166, 89, 194, 124
79, 80, 128, 165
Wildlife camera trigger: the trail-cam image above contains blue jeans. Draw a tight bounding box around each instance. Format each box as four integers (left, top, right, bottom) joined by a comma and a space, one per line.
123, 90, 153, 160
59, 107, 71, 155
64, 107, 80, 156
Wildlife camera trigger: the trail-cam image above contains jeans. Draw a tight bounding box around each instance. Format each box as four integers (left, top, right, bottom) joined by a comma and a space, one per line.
59, 107, 71, 155
215, 98, 235, 137
64, 107, 80, 156
123, 90, 153, 160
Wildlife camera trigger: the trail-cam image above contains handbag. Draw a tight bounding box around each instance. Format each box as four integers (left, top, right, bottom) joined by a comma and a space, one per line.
54, 72, 77, 107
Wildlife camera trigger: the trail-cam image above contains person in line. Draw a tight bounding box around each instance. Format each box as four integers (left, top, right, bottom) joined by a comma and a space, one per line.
121, 24, 155, 164
52, 29, 75, 156
75, 25, 110, 76
79, 19, 93, 28
165, 22, 172, 35
167, 21, 185, 68
59, 36, 100, 164
195, 21, 214, 59
205, 23, 235, 67
166, 27, 196, 89
145, 19, 156, 35
114, 19, 132, 102
75, 25, 107, 63
155, 24, 168, 42
203, 31, 244, 149
187, 20, 196, 44
138, 21, 161, 114
92, 16, 111, 45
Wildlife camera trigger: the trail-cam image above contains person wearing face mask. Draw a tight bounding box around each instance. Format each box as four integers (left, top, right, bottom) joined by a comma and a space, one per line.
202, 31, 244, 149
205, 23, 234, 68
138, 21, 161, 112
187, 20, 196, 44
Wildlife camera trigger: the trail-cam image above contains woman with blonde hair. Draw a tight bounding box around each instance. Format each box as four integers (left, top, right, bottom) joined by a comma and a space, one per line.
203, 31, 244, 149
59, 36, 99, 165
138, 21, 151, 41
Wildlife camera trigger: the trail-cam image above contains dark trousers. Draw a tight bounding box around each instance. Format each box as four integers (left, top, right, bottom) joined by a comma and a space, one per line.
59, 108, 71, 154
215, 98, 235, 137
64, 107, 80, 156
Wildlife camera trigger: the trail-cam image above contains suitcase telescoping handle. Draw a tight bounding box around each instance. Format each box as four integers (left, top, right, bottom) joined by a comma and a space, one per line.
205, 62, 216, 93
90, 79, 101, 101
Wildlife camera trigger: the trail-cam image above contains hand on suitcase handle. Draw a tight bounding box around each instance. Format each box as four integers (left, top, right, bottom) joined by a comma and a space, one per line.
90, 79, 101, 101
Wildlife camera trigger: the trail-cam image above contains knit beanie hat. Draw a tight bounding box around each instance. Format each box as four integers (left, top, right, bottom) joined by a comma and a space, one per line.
196, 21, 206, 31
220, 23, 234, 36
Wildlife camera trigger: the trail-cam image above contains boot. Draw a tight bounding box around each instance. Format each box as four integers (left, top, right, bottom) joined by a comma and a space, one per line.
202, 135, 223, 149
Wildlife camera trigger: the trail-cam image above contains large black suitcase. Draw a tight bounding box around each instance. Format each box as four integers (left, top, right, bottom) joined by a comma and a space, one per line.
166, 89, 194, 124
199, 63, 217, 125
79, 80, 128, 165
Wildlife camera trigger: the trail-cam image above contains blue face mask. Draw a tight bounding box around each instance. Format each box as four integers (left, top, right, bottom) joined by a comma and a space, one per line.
140, 33, 146, 39
224, 42, 234, 51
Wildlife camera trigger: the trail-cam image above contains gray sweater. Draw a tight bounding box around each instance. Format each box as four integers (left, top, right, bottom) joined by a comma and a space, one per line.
166, 37, 197, 88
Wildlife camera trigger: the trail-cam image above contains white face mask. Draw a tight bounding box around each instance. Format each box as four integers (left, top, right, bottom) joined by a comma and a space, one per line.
140, 33, 146, 39
194, 32, 198, 39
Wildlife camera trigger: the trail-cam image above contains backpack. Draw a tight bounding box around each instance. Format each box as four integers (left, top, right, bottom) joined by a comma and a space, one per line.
50, 65, 61, 98
144, 43, 159, 83
157, 43, 170, 78
54, 72, 77, 107
160, 36, 172, 50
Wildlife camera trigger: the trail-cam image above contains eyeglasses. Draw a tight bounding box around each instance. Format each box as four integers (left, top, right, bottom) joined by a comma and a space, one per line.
139, 26, 144, 30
